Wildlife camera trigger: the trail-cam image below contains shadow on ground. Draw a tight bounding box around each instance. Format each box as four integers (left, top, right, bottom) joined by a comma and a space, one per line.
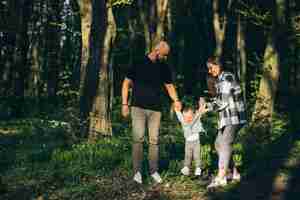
203, 129, 300, 200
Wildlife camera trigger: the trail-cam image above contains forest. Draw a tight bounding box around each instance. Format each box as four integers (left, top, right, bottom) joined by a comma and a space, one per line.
1, 0, 300, 199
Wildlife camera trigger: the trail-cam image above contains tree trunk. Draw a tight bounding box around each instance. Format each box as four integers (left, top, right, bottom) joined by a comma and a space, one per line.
77, 0, 92, 94
212, 0, 232, 60
237, 12, 247, 103
46, 0, 61, 99
88, 1, 116, 139
80, 0, 116, 139
138, 0, 169, 52
26, 40, 40, 97
25, 1, 43, 98
1, 37, 14, 97
138, 0, 151, 52
252, 0, 285, 128
11, 0, 30, 117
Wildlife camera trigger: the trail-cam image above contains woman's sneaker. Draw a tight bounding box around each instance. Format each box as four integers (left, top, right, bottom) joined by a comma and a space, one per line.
194, 168, 202, 176
232, 173, 241, 182
181, 166, 190, 176
133, 172, 142, 184
227, 172, 241, 182
207, 176, 227, 189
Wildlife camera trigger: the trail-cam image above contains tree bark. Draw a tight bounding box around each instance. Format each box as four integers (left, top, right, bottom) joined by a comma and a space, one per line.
77, 0, 92, 94
252, 0, 285, 128
237, 12, 247, 103
212, 0, 232, 61
46, 0, 61, 99
80, 0, 116, 139
25, 0, 44, 98
88, 1, 116, 139
11, 0, 31, 117
138, 0, 169, 52
26, 40, 40, 97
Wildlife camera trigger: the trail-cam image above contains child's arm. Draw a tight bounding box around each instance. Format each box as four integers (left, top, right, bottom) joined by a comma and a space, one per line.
191, 111, 202, 125
198, 97, 210, 114
175, 110, 184, 123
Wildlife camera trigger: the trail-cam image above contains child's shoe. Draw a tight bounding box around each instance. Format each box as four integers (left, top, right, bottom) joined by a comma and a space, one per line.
151, 172, 162, 184
194, 167, 202, 176
181, 166, 190, 176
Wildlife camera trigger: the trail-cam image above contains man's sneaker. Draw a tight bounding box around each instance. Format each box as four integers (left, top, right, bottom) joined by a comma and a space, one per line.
151, 172, 162, 184
180, 166, 190, 176
207, 176, 227, 189
133, 172, 142, 184
195, 168, 202, 176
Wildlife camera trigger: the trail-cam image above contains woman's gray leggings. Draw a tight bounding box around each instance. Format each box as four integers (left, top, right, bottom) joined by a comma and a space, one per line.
215, 125, 240, 172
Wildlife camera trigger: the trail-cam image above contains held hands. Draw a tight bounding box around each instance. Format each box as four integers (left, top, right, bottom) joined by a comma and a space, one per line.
173, 100, 182, 112
198, 97, 208, 114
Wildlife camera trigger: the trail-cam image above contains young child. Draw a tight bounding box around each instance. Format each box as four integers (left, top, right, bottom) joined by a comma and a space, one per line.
174, 99, 206, 176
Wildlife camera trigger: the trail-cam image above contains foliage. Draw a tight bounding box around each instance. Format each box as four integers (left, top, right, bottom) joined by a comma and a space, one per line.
0, 97, 295, 200
1, 0, 300, 199
112, 0, 134, 6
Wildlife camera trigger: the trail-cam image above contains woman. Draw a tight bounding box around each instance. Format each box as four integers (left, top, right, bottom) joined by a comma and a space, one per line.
204, 57, 247, 188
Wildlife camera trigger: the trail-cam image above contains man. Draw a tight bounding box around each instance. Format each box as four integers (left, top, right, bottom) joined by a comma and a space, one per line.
204, 57, 247, 188
121, 41, 181, 184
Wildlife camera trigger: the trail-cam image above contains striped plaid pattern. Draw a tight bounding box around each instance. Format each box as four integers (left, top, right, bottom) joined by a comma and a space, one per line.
207, 71, 247, 129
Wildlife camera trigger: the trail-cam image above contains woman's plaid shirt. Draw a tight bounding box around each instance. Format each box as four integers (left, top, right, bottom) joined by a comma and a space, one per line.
207, 71, 247, 129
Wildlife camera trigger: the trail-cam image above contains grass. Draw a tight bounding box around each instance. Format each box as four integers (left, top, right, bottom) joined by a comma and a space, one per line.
1, 115, 300, 200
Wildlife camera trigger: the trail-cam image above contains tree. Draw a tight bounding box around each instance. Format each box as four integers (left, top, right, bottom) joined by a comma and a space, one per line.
236, 2, 247, 103
80, 0, 116, 139
77, 0, 92, 93
212, 0, 233, 60
138, 0, 169, 52
45, 0, 62, 99
252, 0, 286, 128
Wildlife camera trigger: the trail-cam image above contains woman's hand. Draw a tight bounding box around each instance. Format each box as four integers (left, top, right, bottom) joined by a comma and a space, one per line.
199, 103, 208, 114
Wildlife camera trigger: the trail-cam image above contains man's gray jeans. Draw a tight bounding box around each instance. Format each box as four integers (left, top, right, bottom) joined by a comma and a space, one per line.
184, 140, 201, 168
215, 125, 240, 172
131, 106, 161, 174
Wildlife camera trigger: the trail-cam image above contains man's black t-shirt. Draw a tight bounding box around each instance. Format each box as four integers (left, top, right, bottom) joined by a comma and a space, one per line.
126, 55, 172, 111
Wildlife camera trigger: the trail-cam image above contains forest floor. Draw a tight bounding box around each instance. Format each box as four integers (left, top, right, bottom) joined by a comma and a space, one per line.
1, 119, 300, 200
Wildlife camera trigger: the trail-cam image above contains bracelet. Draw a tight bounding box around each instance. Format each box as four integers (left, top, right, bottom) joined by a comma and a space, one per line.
122, 104, 128, 106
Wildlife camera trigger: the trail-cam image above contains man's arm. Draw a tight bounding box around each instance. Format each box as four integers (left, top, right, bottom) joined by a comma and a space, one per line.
121, 78, 132, 117
164, 83, 182, 111
122, 78, 132, 104
164, 83, 179, 102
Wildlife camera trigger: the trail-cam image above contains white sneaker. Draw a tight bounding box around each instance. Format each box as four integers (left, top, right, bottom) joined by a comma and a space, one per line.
195, 168, 202, 176
133, 172, 142, 184
232, 173, 241, 181
151, 172, 162, 184
207, 176, 227, 189
181, 166, 190, 176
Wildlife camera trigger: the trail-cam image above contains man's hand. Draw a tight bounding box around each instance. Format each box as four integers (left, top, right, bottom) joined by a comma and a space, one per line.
174, 100, 182, 112
121, 105, 130, 118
